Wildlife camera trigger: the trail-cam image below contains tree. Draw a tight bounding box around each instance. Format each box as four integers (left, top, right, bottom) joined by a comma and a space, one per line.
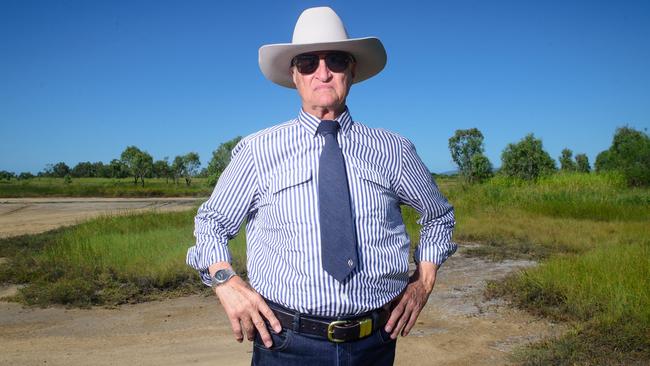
559, 148, 577, 172
448, 128, 484, 176
51, 162, 70, 178
18, 172, 34, 180
595, 126, 650, 186
575, 154, 591, 173
93, 161, 111, 178
467, 153, 493, 183
501, 134, 556, 180
120, 146, 153, 186
171, 155, 185, 185
109, 159, 128, 179
181, 152, 200, 186
206, 136, 242, 185
153, 158, 172, 183
0, 170, 15, 180
71, 161, 94, 177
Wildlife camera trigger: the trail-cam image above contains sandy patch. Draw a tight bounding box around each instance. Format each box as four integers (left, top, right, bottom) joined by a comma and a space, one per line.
0, 246, 563, 366
0, 197, 205, 238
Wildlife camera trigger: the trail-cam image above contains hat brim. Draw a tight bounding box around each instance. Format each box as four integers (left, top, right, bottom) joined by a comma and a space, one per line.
259, 37, 386, 88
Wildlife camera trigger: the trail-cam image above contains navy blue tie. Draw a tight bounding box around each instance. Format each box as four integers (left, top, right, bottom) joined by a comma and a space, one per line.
317, 120, 358, 283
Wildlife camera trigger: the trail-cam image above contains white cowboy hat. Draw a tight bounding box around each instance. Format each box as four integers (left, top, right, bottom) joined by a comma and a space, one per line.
259, 6, 387, 88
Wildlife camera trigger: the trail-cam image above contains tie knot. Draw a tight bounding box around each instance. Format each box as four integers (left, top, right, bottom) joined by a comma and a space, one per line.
317, 120, 340, 136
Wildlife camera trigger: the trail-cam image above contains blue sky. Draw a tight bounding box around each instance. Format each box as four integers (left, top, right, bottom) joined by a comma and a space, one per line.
1, 0, 649, 174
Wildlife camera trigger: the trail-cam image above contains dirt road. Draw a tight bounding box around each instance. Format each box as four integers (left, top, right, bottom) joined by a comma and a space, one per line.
0, 198, 563, 365
0, 250, 562, 366
0, 197, 204, 238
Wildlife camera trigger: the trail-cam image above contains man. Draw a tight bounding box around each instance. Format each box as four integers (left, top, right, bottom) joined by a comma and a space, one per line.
187, 7, 456, 365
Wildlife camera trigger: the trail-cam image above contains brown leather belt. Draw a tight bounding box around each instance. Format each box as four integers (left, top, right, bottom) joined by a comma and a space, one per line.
268, 301, 390, 343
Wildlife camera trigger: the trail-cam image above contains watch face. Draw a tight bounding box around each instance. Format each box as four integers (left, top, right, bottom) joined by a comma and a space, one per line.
213, 269, 235, 285
216, 271, 228, 281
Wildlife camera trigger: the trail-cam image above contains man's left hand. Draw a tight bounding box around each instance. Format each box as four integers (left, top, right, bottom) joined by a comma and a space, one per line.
384, 261, 438, 339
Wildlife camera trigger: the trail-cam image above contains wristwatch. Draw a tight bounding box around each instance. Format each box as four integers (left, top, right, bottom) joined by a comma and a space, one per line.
210, 268, 237, 287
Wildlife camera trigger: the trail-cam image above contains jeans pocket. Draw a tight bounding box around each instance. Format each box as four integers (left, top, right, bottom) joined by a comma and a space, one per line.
376, 328, 395, 344
253, 328, 292, 352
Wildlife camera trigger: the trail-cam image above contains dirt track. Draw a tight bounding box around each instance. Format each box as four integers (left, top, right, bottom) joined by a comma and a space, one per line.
0, 198, 564, 365
0, 197, 204, 238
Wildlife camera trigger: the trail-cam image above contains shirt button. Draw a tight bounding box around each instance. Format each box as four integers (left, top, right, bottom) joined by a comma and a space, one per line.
347, 259, 354, 268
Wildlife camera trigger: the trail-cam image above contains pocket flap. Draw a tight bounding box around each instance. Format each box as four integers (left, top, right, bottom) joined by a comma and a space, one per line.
352, 164, 390, 189
271, 168, 313, 194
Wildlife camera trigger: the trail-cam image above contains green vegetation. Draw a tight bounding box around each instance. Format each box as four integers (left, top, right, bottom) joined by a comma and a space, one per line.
0, 177, 213, 197
453, 172, 650, 365
206, 136, 243, 186
501, 133, 557, 180
0, 171, 647, 364
448, 128, 493, 183
0, 209, 248, 306
596, 126, 650, 187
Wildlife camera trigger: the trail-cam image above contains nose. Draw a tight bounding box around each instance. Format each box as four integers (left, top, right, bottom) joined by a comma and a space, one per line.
314, 58, 332, 81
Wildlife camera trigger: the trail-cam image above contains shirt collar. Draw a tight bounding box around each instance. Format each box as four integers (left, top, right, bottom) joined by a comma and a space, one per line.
298, 108, 354, 137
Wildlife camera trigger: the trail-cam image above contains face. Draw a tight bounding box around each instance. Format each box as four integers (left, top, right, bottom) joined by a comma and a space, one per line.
291, 51, 356, 115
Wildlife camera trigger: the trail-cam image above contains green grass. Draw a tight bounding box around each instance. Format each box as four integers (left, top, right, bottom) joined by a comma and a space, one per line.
457, 172, 650, 365
1, 172, 648, 364
0, 177, 213, 197
0, 210, 247, 307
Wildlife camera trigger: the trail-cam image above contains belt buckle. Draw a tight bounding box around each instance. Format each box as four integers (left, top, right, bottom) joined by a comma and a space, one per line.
327, 318, 373, 343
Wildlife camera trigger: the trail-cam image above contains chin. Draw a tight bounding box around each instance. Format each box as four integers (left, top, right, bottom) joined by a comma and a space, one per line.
314, 97, 339, 108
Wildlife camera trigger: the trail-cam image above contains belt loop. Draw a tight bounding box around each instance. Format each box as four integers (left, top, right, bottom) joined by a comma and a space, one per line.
292, 311, 300, 332
372, 310, 379, 331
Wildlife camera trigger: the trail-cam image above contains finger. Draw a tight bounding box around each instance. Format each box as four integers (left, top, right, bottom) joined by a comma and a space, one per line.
241, 317, 255, 341
385, 294, 407, 333
391, 307, 410, 339
252, 313, 274, 348
256, 300, 282, 333
401, 305, 422, 337
392, 295, 418, 339
229, 318, 244, 343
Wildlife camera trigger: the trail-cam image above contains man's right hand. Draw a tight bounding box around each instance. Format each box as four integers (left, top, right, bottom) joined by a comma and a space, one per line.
211, 267, 282, 348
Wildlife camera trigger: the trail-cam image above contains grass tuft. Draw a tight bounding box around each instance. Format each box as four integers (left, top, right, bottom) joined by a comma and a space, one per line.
0, 210, 245, 307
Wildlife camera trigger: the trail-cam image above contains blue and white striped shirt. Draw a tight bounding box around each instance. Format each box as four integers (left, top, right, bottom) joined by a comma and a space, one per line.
186, 108, 456, 317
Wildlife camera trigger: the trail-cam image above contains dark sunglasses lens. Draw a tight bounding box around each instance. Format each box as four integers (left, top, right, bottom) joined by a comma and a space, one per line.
295, 55, 319, 74
325, 53, 350, 72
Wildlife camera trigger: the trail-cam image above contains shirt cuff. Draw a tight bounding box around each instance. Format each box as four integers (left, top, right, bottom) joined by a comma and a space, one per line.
186, 238, 232, 286
413, 241, 458, 267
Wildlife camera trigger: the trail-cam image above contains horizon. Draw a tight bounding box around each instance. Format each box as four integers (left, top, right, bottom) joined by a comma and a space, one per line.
1, 0, 649, 175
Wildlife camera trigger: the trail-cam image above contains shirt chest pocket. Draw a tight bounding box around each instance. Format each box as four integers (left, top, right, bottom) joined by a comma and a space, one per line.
258, 168, 315, 224
349, 162, 399, 220
270, 168, 313, 195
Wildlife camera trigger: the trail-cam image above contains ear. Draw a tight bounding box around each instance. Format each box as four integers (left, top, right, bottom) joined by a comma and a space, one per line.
291, 67, 299, 85
350, 62, 357, 79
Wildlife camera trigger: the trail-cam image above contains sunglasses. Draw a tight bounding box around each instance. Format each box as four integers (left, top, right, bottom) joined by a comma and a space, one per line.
291, 52, 354, 74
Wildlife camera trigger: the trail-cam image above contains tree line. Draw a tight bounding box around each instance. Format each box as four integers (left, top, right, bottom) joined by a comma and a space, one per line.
448, 126, 650, 186
0, 137, 243, 187
2, 126, 648, 187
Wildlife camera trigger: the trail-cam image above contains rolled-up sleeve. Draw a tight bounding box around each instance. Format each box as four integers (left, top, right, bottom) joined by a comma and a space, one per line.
186, 139, 258, 285
396, 137, 457, 266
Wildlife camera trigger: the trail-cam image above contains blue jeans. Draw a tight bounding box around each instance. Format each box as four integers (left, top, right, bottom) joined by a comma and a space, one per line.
251, 326, 396, 366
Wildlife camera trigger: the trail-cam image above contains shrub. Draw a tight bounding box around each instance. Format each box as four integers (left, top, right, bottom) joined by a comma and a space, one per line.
501, 134, 556, 180
575, 153, 591, 173
595, 126, 650, 186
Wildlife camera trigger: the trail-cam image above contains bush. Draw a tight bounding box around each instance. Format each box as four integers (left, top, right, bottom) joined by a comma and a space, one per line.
595, 126, 650, 186
500, 134, 556, 180
575, 154, 590, 173
468, 153, 493, 183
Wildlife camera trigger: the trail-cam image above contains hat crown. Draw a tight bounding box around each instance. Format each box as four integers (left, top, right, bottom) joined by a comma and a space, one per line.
292, 7, 349, 44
